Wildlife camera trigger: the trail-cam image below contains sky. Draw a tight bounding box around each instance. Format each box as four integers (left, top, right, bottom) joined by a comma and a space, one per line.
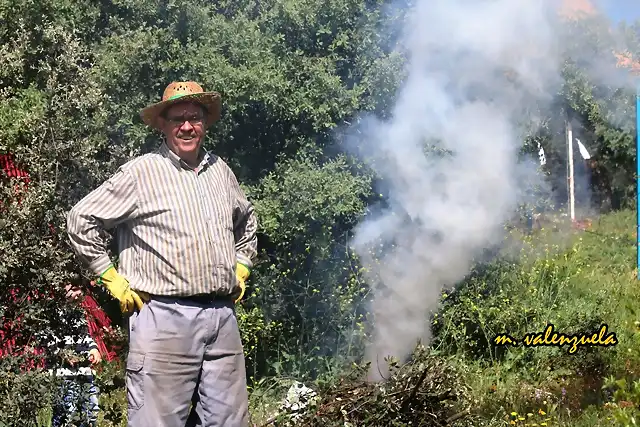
600, 1, 640, 23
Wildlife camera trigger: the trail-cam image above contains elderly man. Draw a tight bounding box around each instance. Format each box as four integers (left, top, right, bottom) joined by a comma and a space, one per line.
66, 81, 258, 427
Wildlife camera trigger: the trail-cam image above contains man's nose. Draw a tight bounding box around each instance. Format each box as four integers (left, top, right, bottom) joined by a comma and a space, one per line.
180, 120, 194, 132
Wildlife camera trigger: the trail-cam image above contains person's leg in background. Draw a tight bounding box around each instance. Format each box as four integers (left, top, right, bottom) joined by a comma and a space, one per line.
51, 378, 81, 427
81, 374, 100, 427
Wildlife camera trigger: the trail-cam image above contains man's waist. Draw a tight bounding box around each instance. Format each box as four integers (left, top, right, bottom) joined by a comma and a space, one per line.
120, 263, 237, 295
136, 290, 237, 305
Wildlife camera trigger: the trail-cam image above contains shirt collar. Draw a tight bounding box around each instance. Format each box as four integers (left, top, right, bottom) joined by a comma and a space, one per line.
159, 142, 213, 171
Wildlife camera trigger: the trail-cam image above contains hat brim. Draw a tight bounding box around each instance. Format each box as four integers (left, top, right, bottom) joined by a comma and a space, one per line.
140, 92, 222, 130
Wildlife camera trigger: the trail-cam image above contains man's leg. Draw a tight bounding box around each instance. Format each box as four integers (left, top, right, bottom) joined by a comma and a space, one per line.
187, 301, 249, 427
126, 297, 207, 427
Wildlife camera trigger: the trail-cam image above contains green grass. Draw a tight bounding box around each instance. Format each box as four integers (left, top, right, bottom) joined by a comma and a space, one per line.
35, 407, 52, 427
432, 209, 640, 426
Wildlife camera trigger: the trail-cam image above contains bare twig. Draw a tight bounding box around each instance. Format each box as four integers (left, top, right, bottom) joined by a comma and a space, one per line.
445, 409, 471, 424
426, 412, 446, 427
399, 366, 429, 413
375, 353, 389, 381
259, 413, 280, 427
385, 389, 410, 398
347, 396, 373, 416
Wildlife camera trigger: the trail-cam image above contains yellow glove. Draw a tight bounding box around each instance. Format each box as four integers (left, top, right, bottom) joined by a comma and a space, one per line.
235, 262, 250, 304
97, 266, 144, 315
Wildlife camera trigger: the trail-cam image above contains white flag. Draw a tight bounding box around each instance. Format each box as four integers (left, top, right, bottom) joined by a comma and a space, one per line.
537, 141, 546, 166
575, 138, 591, 160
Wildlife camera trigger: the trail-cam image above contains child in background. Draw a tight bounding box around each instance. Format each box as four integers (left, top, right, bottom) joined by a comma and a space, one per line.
50, 284, 102, 427
1, 153, 117, 424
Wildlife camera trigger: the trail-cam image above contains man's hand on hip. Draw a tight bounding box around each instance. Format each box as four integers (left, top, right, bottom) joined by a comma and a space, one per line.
98, 266, 144, 315
235, 262, 250, 304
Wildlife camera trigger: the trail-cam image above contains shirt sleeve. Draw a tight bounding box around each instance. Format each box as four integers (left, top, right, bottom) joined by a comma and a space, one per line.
228, 167, 258, 269
66, 167, 139, 276
81, 333, 98, 354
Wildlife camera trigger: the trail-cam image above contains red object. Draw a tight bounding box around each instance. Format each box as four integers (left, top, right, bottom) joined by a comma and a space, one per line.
0, 289, 47, 370
0, 153, 118, 366
0, 154, 30, 180
0, 153, 30, 210
81, 292, 118, 362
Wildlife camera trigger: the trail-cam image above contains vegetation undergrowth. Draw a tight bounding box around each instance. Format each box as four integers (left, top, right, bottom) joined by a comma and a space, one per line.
12, 209, 640, 426
7, 210, 640, 427
429, 209, 640, 426
249, 209, 640, 426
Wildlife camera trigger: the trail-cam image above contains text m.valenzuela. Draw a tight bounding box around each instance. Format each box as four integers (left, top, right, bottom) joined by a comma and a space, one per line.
493, 324, 618, 354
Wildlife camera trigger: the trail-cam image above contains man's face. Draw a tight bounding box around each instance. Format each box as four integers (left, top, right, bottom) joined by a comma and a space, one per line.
159, 102, 207, 163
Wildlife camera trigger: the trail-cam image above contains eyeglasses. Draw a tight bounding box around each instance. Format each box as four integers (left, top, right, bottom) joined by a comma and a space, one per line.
164, 114, 205, 126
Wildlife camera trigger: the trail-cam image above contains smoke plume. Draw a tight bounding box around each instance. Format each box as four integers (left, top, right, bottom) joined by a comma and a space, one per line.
344, 0, 578, 381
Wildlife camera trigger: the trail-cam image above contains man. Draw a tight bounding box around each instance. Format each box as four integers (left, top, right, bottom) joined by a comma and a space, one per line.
66, 81, 258, 427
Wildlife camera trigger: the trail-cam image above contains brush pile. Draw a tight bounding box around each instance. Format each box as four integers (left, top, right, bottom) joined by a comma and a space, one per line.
272, 345, 477, 427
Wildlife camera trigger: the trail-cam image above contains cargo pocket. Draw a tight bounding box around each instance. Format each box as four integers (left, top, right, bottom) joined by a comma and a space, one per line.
126, 351, 146, 411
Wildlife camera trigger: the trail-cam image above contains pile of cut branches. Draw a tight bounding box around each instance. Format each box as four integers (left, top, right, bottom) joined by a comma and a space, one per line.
274, 345, 477, 427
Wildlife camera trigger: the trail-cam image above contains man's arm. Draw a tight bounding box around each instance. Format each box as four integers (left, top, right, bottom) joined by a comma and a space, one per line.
228, 168, 258, 268
66, 167, 139, 275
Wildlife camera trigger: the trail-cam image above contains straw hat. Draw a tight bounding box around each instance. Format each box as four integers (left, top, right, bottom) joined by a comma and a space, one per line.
140, 81, 221, 130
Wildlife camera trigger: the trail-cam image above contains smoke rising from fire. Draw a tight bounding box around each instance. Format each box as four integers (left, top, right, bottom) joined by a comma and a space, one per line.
344, 0, 587, 381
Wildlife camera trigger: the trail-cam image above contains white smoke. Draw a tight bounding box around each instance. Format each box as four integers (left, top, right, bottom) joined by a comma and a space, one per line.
344, 0, 570, 381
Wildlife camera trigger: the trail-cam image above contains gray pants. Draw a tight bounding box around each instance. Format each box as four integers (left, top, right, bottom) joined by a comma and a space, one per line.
126, 295, 249, 427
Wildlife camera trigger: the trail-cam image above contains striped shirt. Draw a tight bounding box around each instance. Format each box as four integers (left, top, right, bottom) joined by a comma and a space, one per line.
66, 142, 258, 297
46, 310, 99, 377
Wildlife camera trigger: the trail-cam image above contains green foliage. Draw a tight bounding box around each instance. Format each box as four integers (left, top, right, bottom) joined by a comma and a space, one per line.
0, 361, 54, 426
426, 210, 640, 426
1, 0, 399, 422
601, 376, 640, 426
237, 210, 640, 426
244, 149, 373, 379
553, 16, 639, 211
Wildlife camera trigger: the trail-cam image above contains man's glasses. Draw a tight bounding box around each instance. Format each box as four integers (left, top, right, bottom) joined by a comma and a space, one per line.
164, 114, 205, 126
